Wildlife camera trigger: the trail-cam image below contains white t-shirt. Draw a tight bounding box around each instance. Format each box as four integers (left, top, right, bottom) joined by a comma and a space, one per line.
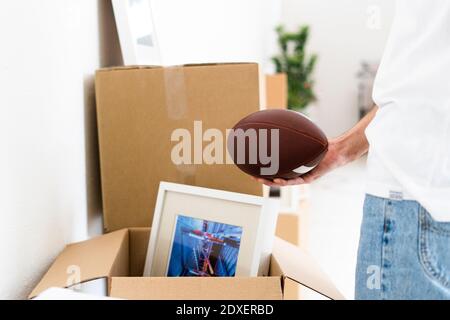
366, 0, 450, 221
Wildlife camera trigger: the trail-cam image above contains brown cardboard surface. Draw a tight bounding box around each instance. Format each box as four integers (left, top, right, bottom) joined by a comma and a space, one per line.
275, 213, 303, 299
272, 237, 345, 300
276, 213, 300, 246
96, 63, 263, 232
275, 212, 300, 299
29, 229, 129, 299
128, 228, 150, 276
268, 254, 283, 278
283, 279, 302, 300
110, 277, 283, 300
265, 73, 287, 109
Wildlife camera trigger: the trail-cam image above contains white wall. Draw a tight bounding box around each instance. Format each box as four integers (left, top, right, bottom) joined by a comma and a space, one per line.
152, 0, 281, 69
281, 0, 395, 136
0, 0, 122, 299
151, 0, 281, 106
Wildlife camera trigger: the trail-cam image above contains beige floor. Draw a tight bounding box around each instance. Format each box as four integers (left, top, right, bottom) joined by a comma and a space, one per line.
300, 157, 367, 300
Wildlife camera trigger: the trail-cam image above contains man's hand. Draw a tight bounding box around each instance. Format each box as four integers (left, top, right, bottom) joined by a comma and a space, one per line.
255, 106, 378, 187
255, 138, 349, 187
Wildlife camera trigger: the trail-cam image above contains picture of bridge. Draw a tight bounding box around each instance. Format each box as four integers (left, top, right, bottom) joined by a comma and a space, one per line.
167, 215, 243, 277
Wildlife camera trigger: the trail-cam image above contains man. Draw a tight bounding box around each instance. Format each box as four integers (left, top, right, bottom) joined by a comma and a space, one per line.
258, 0, 450, 299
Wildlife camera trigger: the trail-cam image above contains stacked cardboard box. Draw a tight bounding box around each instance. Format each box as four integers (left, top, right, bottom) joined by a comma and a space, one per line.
265, 73, 288, 110
95, 63, 263, 232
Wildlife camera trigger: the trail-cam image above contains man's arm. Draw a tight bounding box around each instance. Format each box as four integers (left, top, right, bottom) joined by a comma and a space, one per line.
257, 106, 378, 187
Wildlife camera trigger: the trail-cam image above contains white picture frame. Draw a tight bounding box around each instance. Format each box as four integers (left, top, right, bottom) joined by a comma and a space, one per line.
112, 0, 162, 65
143, 182, 279, 278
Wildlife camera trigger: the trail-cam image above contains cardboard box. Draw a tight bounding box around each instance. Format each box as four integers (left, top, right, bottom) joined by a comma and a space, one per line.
275, 212, 301, 300
29, 228, 344, 300
265, 73, 288, 109
276, 213, 300, 246
96, 64, 263, 232
275, 204, 311, 299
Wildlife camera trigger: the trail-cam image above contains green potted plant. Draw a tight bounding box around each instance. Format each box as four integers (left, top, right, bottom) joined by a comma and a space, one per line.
272, 25, 318, 113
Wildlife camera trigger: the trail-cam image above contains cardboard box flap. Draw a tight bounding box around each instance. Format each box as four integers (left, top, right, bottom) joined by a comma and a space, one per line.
272, 237, 345, 300
29, 229, 129, 299
128, 228, 151, 276
97, 65, 163, 73
181, 62, 257, 68
97, 63, 256, 73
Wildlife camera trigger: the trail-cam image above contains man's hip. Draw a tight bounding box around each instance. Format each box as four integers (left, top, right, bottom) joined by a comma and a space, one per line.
355, 194, 450, 300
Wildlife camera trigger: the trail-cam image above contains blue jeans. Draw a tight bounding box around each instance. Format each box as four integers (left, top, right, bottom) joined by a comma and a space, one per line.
355, 194, 450, 300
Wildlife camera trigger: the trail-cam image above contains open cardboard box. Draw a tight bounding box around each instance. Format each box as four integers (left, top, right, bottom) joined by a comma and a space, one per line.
30, 228, 344, 300
29, 63, 345, 300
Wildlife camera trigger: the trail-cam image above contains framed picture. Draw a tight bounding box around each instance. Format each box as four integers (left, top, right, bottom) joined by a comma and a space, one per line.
112, 0, 162, 65
143, 182, 279, 277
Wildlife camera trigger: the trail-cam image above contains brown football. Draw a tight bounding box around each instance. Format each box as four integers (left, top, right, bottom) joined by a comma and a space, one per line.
227, 109, 328, 180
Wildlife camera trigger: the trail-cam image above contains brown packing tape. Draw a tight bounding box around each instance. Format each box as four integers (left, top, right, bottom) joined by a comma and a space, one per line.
163, 66, 188, 120
164, 67, 197, 185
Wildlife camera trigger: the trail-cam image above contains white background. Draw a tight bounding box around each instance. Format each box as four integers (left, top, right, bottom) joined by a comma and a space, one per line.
281, 0, 395, 137
151, 0, 280, 68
